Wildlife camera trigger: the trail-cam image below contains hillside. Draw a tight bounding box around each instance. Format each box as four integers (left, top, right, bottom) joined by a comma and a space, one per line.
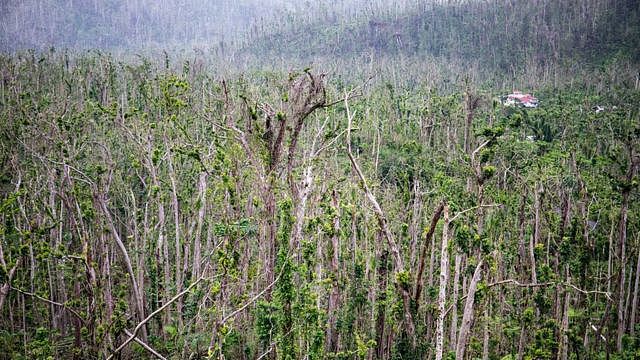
244, 0, 640, 73
1, 1, 639, 360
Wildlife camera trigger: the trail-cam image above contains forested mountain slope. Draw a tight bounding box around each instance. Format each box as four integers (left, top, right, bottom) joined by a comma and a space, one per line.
1, 1, 639, 360
1, 50, 639, 360
245, 0, 640, 71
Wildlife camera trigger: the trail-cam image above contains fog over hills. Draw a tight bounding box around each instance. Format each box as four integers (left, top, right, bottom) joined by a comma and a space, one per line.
0, 0, 421, 52
3, 0, 637, 78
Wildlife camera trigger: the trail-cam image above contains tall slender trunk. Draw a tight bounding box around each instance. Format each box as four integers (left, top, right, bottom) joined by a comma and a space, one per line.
456, 260, 484, 360
482, 307, 490, 360
264, 183, 277, 301
624, 263, 633, 335
616, 197, 628, 352
291, 165, 313, 256
98, 194, 148, 342
616, 156, 638, 351
192, 172, 207, 282
517, 324, 527, 360
426, 214, 439, 343
607, 217, 615, 294
573, 156, 594, 352
346, 109, 416, 344
351, 210, 358, 270
408, 179, 422, 269
101, 232, 115, 352
449, 253, 462, 350
375, 245, 389, 360
414, 202, 444, 307
50, 175, 66, 334
531, 182, 542, 284
518, 194, 527, 279
149, 162, 170, 329
558, 265, 570, 360
326, 189, 341, 353
128, 192, 146, 324
435, 204, 451, 360
167, 152, 184, 329
630, 244, 640, 336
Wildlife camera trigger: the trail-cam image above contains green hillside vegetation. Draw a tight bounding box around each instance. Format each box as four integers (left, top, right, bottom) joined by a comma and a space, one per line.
0, 0, 639, 359
245, 0, 640, 72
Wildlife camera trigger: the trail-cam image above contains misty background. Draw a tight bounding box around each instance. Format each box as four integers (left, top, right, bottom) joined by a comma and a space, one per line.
0, 0, 420, 52
2, 0, 637, 78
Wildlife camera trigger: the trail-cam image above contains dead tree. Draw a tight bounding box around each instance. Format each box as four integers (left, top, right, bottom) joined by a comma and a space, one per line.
230, 71, 326, 298
344, 93, 417, 347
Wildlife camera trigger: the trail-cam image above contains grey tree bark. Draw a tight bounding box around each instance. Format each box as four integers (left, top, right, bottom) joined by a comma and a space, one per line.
456, 260, 484, 360
435, 204, 451, 360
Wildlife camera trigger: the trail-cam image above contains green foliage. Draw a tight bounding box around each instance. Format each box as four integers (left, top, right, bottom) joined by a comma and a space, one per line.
0, 21, 639, 359
526, 320, 558, 359
26, 327, 55, 360
395, 270, 411, 291
255, 300, 279, 347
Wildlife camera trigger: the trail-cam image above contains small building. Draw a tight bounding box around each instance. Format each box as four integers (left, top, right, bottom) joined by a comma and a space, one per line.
502, 91, 538, 108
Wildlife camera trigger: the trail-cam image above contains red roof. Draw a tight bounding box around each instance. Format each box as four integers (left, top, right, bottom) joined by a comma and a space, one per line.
507, 92, 537, 103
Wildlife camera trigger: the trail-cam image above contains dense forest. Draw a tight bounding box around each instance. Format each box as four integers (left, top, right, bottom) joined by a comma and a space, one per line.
1, 0, 639, 359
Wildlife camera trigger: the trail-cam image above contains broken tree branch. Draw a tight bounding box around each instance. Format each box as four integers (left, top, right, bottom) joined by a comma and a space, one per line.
450, 203, 501, 223
10, 286, 85, 323
107, 268, 209, 360
123, 329, 167, 360
414, 201, 445, 304
486, 279, 613, 301
344, 91, 416, 345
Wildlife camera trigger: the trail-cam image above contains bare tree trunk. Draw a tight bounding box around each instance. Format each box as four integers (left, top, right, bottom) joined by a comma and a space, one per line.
435, 204, 451, 360
463, 90, 480, 155
0, 210, 18, 311
345, 95, 416, 344
101, 232, 115, 352
375, 245, 389, 360
291, 165, 313, 256
518, 194, 527, 279
408, 179, 422, 269
558, 265, 570, 360
192, 172, 207, 282
426, 212, 439, 343
573, 155, 594, 352
149, 162, 171, 330
482, 307, 490, 360
616, 155, 638, 351
351, 209, 358, 270
456, 260, 484, 360
265, 186, 277, 301
128, 190, 146, 330
531, 182, 542, 284
326, 189, 341, 353
50, 175, 66, 334
0, 262, 18, 312
624, 262, 633, 335
630, 243, 640, 337
449, 253, 462, 350
98, 194, 148, 342
616, 207, 628, 352
608, 217, 615, 294
166, 152, 184, 329
517, 324, 526, 360
414, 202, 444, 306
